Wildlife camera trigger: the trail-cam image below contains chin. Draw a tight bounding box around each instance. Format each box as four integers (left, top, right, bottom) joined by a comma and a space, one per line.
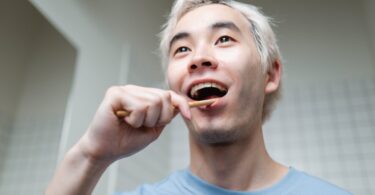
185, 109, 259, 145
200, 130, 238, 145
191, 125, 241, 145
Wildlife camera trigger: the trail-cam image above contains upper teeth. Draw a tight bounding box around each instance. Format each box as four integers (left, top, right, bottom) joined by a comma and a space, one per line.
190, 82, 227, 97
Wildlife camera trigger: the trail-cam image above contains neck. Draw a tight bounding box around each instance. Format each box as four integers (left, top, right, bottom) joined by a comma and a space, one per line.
189, 126, 288, 191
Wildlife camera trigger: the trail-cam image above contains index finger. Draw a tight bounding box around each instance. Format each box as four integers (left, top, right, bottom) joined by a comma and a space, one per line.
169, 91, 191, 120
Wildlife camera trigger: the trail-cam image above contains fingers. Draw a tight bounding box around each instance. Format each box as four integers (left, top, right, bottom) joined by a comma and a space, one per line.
123, 95, 146, 128
153, 91, 174, 127
142, 92, 162, 127
107, 85, 189, 128
170, 91, 191, 120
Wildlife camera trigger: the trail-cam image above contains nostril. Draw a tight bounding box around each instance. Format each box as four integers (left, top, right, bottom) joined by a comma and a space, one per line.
202, 61, 211, 66
190, 64, 198, 69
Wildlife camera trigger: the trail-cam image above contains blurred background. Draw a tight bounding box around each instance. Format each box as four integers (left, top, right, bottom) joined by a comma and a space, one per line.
0, 0, 374, 194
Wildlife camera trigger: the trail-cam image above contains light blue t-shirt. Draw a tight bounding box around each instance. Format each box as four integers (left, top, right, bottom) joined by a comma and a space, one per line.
116, 168, 352, 195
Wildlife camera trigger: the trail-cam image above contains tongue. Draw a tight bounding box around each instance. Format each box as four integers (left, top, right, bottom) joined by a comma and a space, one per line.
205, 95, 220, 100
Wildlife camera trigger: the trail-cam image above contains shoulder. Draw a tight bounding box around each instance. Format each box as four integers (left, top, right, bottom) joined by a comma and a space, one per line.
290, 168, 352, 195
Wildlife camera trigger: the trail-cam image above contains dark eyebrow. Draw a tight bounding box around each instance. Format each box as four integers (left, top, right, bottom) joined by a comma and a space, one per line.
211, 21, 241, 32
169, 32, 190, 49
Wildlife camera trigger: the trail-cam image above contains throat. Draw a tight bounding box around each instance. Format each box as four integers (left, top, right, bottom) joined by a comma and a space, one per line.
190, 154, 287, 192
189, 130, 285, 191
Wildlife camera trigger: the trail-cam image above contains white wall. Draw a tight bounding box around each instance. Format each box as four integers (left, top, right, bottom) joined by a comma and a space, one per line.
78, 0, 170, 87
30, 0, 173, 194
0, 1, 76, 194
78, 1, 176, 192
364, 0, 375, 63
250, 0, 375, 86
0, 0, 42, 114
76, 1, 174, 192
0, 0, 43, 171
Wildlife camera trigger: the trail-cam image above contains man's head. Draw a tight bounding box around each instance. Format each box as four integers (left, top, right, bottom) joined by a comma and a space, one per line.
160, 0, 282, 144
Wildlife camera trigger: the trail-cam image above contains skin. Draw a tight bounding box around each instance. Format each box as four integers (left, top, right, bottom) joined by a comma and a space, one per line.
168, 4, 286, 190
168, 4, 265, 144
45, 3, 286, 195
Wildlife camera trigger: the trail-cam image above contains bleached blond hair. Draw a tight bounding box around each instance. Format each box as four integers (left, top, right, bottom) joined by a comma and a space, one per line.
159, 0, 282, 122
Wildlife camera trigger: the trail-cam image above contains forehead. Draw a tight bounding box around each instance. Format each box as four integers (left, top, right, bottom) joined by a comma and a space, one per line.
172, 4, 251, 37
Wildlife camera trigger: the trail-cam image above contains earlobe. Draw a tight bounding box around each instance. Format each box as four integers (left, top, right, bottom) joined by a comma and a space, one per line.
265, 59, 282, 94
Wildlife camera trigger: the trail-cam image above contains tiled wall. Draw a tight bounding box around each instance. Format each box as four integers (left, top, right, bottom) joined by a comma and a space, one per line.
0, 112, 11, 175
171, 78, 375, 195
115, 130, 172, 192
0, 114, 62, 194
0, 3, 75, 192
264, 78, 375, 194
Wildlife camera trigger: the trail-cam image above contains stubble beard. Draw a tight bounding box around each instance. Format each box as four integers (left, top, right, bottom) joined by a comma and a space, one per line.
188, 112, 260, 146
189, 120, 244, 145
198, 128, 240, 145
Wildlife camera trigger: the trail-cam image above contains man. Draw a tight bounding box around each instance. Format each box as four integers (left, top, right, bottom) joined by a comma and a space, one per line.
46, 0, 352, 194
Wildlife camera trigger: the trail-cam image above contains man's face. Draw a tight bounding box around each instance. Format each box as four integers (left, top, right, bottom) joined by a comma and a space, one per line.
167, 4, 267, 144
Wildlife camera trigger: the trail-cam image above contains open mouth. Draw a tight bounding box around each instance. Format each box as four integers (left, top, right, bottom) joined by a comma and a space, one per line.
188, 82, 228, 101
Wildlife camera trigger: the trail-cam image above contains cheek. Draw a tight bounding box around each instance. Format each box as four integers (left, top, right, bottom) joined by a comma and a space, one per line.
166, 63, 185, 92
217, 47, 261, 82
216, 48, 243, 66
166, 68, 176, 90
217, 47, 264, 98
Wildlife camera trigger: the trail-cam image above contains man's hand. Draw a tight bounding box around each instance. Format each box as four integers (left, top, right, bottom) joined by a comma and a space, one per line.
79, 85, 191, 164
45, 85, 191, 195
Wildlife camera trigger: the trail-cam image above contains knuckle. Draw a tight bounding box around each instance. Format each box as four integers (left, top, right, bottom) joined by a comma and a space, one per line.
129, 118, 143, 128
159, 113, 173, 126
125, 119, 136, 128
153, 98, 163, 107
163, 91, 172, 101
144, 123, 154, 128
138, 105, 149, 113
132, 123, 142, 129
106, 86, 120, 96
147, 95, 162, 108
122, 84, 135, 91
144, 117, 157, 128
158, 118, 170, 126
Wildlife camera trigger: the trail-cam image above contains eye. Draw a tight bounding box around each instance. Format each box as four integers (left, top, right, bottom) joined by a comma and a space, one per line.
215, 35, 234, 45
174, 46, 191, 55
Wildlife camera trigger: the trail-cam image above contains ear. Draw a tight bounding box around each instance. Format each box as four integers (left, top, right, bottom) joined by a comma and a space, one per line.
265, 59, 282, 94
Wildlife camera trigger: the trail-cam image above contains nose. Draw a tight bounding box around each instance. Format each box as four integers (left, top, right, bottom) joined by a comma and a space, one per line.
188, 51, 218, 73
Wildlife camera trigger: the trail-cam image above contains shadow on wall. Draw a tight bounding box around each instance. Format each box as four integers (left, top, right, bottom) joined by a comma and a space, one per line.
0, 1, 77, 194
